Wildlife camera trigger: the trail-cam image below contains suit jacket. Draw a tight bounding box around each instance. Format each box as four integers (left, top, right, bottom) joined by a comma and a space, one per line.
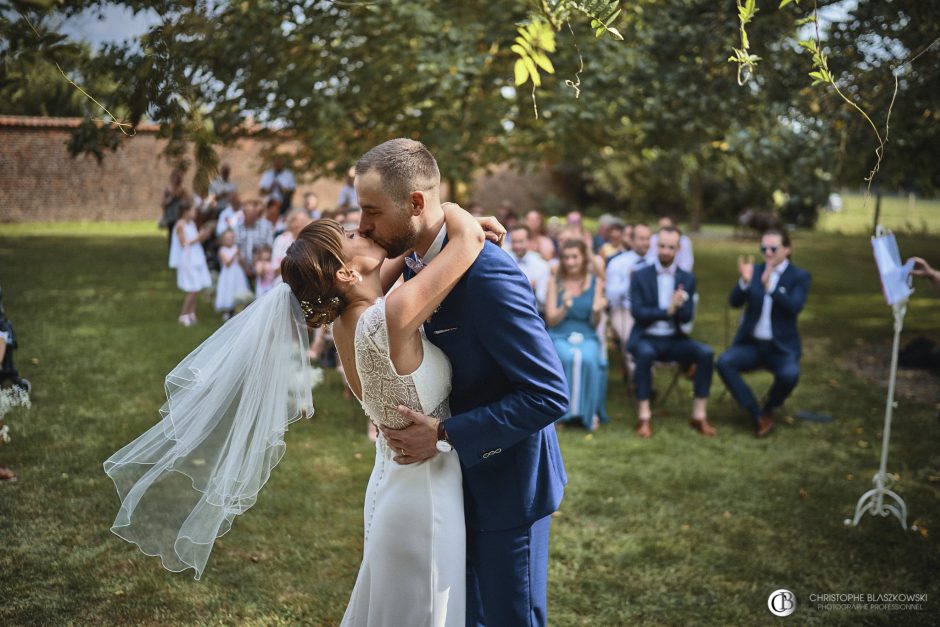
729, 262, 811, 356
407, 240, 569, 532
626, 264, 696, 351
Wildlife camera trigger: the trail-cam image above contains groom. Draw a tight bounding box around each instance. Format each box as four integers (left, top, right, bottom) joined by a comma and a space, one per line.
356, 138, 569, 626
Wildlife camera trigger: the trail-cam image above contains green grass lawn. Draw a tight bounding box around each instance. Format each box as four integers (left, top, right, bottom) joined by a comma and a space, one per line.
817, 192, 940, 236
1, 224, 939, 625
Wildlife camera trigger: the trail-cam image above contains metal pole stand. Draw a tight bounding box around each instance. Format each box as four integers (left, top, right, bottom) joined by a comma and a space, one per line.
844, 301, 909, 530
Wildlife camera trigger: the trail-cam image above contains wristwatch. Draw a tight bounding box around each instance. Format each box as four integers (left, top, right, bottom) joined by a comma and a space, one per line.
436, 420, 453, 452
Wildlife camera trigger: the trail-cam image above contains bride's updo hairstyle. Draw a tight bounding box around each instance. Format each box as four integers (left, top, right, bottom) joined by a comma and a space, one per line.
282, 219, 349, 328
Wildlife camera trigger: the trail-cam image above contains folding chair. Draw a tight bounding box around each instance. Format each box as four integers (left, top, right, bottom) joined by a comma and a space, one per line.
652, 293, 699, 407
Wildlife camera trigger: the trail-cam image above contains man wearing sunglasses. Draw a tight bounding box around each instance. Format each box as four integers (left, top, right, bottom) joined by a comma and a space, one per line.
716, 229, 811, 437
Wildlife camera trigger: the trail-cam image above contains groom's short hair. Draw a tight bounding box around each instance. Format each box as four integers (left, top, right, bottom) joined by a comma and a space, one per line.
355, 138, 440, 207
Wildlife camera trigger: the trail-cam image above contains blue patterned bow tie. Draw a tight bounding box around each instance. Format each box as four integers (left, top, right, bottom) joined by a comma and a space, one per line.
404, 255, 427, 274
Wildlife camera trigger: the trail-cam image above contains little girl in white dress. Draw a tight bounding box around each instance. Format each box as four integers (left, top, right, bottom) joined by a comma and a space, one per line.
214, 230, 251, 321
254, 245, 277, 300
168, 203, 212, 326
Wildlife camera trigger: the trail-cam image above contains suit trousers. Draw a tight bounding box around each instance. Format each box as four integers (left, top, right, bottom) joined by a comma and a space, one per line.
716, 339, 801, 423
631, 334, 714, 401
466, 514, 552, 627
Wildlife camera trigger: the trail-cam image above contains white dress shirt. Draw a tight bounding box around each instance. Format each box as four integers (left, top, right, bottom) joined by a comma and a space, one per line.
215, 206, 244, 236
418, 224, 448, 266
259, 168, 296, 203
753, 260, 789, 340
646, 260, 677, 337
513, 251, 550, 310
605, 250, 648, 310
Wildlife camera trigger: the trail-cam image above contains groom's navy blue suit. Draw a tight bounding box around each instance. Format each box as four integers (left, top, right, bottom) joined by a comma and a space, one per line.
406, 239, 569, 627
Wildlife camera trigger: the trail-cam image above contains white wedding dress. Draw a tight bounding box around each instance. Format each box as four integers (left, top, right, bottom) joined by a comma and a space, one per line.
340, 298, 466, 627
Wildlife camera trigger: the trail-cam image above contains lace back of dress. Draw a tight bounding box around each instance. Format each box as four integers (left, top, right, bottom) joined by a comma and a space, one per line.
354, 300, 420, 430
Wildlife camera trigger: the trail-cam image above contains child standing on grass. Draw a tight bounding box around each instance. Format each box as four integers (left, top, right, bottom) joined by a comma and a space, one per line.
214, 230, 251, 321
253, 244, 277, 299
169, 201, 212, 327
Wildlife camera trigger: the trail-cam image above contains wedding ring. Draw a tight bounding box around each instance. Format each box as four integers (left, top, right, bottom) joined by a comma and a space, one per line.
400, 448, 405, 456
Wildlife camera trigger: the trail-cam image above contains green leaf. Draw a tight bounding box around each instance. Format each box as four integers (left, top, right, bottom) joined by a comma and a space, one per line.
798, 39, 817, 53
779, 0, 793, 8
513, 58, 529, 86
521, 55, 541, 87
531, 51, 555, 74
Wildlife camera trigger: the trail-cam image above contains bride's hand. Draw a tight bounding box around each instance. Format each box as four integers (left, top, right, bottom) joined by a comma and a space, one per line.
476, 217, 506, 246
442, 202, 505, 245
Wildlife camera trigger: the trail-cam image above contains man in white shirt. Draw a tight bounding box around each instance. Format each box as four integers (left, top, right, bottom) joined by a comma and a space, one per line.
259, 155, 296, 216
627, 227, 716, 438
208, 163, 238, 212
606, 223, 652, 361
648, 215, 693, 271
508, 225, 550, 315
716, 229, 811, 437
234, 200, 274, 279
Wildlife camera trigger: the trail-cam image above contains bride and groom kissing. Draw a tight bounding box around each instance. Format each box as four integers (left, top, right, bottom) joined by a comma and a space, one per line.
106, 138, 570, 626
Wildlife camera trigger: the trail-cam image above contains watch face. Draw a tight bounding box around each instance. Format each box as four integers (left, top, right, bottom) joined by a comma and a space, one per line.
436, 440, 453, 453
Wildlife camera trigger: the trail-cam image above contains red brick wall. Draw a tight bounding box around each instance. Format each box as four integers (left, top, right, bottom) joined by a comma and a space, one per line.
0, 117, 564, 222
0, 124, 346, 222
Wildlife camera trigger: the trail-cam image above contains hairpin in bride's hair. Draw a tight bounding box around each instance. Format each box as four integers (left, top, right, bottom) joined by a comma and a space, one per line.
300, 295, 342, 325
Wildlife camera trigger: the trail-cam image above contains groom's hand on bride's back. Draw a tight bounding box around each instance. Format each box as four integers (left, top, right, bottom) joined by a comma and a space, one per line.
381, 406, 439, 465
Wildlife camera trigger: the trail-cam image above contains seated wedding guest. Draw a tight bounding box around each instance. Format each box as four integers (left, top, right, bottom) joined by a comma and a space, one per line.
621, 222, 635, 253
594, 214, 619, 253
508, 225, 550, 315
606, 223, 653, 374
234, 200, 274, 283
911, 257, 940, 295
524, 209, 558, 261
546, 239, 609, 431
599, 220, 626, 263
628, 226, 715, 438
716, 229, 811, 438
649, 215, 694, 271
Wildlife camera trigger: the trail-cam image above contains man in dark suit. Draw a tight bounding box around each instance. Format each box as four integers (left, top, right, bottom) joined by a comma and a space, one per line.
628, 226, 717, 438
716, 229, 811, 437
355, 139, 569, 627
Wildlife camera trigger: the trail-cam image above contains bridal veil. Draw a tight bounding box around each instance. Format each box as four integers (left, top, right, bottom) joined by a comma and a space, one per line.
104, 283, 314, 579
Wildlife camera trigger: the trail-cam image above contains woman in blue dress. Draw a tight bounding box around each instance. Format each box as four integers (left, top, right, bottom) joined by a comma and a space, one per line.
546, 238, 609, 431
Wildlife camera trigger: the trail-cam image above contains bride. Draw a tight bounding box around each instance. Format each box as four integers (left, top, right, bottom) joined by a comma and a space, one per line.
104, 203, 489, 626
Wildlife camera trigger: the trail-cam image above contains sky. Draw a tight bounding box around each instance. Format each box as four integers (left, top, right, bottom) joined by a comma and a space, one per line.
57, 2, 159, 50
